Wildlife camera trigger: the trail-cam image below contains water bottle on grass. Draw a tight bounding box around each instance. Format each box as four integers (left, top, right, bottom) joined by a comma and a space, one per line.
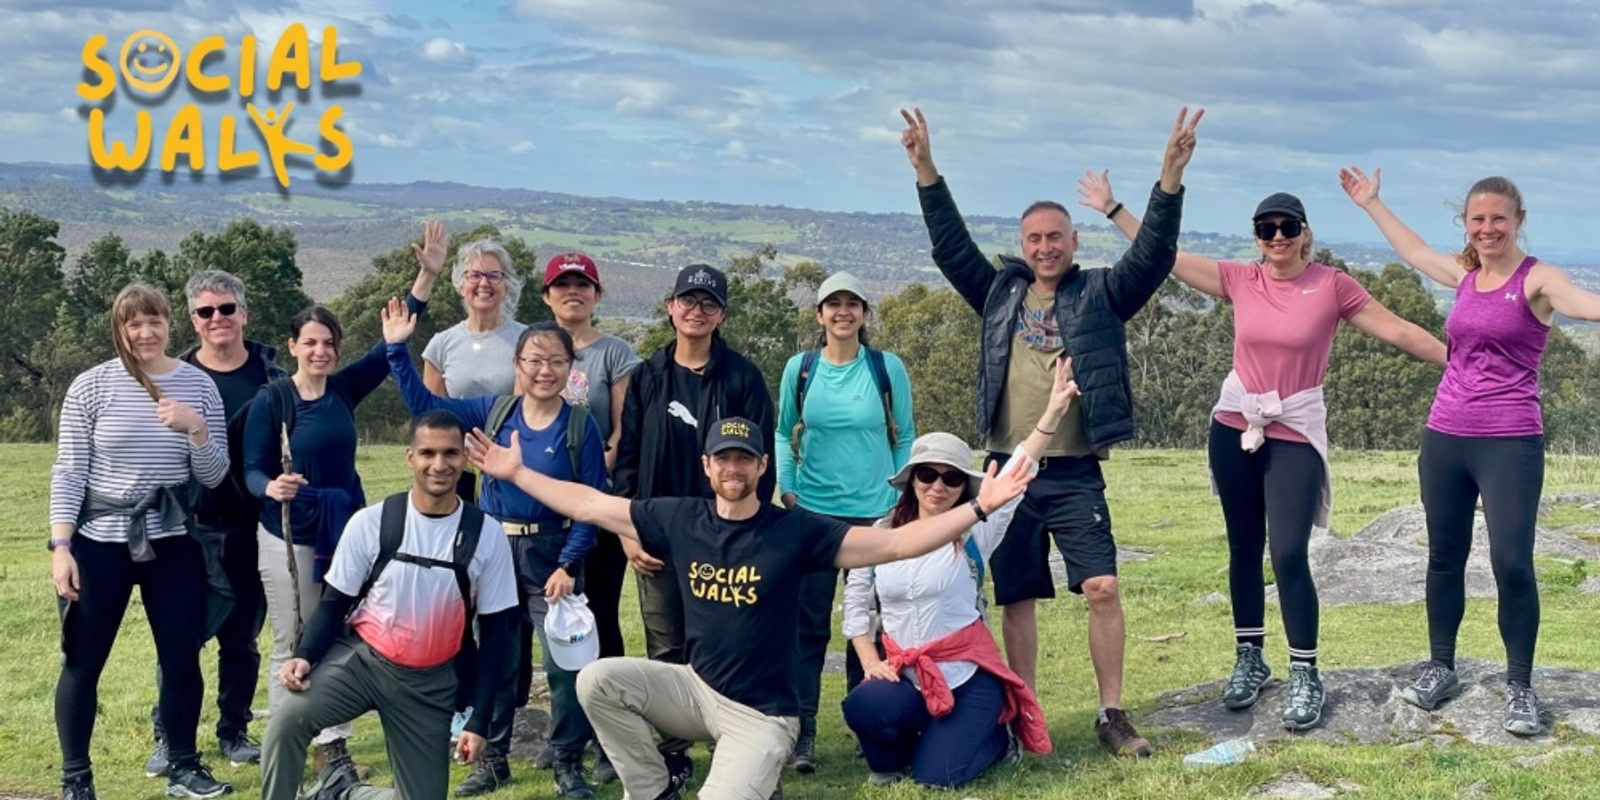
1182, 737, 1255, 767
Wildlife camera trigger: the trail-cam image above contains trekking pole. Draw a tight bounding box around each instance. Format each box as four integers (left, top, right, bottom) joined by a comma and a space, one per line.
281, 423, 303, 650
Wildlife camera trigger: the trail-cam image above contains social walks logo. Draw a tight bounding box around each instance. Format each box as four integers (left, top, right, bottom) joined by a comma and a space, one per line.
77, 24, 362, 189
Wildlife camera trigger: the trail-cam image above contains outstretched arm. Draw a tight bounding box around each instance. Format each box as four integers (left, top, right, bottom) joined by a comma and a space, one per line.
1347, 300, 1447, 366
900, 107, 940, 188
409, 220, 448, 302
834, 458, 1035, 569
467, 429, 639, 539
1339, 166, 1467, 289
1080, 168, 1223, 298
1105, 107, 1203, 319
904, 107, 995, 314
1530, 264, 1600, 323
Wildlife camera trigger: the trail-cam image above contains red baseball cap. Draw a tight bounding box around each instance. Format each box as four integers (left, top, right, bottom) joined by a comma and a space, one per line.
543, 253, 601, 288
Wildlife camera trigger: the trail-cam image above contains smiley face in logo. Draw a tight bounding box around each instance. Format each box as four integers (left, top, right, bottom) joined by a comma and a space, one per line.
118, 29, 181, 94
696, 563, 717, 581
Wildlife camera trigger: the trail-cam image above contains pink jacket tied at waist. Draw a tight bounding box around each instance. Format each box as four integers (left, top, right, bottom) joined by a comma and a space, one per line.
1210, 370, 1334, 528
882, 618, 1052, 754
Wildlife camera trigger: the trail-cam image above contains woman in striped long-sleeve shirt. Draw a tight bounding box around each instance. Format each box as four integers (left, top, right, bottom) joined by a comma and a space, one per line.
50, 283, 233, 800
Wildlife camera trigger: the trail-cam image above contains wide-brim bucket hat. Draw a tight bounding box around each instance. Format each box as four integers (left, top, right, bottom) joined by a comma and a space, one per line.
886, 432, 984, 498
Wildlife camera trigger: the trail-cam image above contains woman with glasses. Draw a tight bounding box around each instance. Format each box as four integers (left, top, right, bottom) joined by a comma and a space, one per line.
773, 271, 915, 773
1341, 167, 1600, 735
51, 284, 232, 800
839, 359, 1070, 789
384, 302, 607, 800
419, 229, 527, 500
1080, 174, 1445, 731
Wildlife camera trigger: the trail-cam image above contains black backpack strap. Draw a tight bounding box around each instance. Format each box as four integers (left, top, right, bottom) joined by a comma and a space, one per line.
485, 395, 518, 441
355, 493, 410, 608
358, 493, 483, 616
450, 502, 484, 614
566, 403, 590, 481
791, 349, 821, 461
863, 347, 898, 450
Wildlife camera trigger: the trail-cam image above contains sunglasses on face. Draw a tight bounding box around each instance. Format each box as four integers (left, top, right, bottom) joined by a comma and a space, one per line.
193, 303, 239, 320
1253, 219, 1304, 240
913, 465, 967, 488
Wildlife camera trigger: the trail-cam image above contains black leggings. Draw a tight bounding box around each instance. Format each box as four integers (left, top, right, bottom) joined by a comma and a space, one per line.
1208, 420, 1325, 661
1418, 429, 1543, 686
58, 535, 208, 778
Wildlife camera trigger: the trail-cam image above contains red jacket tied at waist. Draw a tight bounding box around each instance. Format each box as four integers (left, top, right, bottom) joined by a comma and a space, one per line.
882, 618, 1052, 754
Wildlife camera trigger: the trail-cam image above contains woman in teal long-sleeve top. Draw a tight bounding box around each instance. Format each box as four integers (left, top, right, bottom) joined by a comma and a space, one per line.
774, 271, 915, 772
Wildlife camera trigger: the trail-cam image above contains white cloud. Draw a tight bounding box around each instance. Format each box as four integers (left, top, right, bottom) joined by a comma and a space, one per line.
419, 36, 472, 64
509, 140, 536, 154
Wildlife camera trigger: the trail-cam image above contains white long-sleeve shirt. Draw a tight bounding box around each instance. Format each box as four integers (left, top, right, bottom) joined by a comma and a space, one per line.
842, 459, 1029, 691
50, 359, 228, 543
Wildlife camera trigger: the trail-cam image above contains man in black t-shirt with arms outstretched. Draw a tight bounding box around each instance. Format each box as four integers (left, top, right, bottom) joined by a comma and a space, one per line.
470, 417, 1034, 800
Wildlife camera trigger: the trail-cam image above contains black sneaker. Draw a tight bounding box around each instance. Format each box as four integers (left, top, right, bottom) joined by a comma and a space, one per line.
553, 760, 595, 800
218, 733, 261, 767
62, 772, 97, 800
166, 759, 232, 799
592, 751, 617, 785
1221, 644, 1273, 710
662, 749, 694, 794
1398, 661, 1462, 710
1094, 708, 1152, 758
453, 755, 510, 797
145, 737, 171, 778
1281, 663, 1326, 731
784, 731, 816, 774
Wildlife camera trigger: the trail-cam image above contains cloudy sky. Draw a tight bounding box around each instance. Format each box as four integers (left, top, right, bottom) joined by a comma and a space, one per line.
9, 0, 1600, 253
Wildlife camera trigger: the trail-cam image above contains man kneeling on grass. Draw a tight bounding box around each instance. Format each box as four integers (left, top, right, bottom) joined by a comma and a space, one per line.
259, 410, 520, 800
468, 416, 1035, 800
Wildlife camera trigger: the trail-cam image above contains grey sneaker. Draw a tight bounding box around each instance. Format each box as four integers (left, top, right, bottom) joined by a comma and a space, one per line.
1222, 644, 1273, 710
165, 759, 232, 799
145, 737, 171, 778
1504, 684, 1542, 736
1399, 662, 1462, 710
218, 733, 261, 767
1281, 664, 1325, 731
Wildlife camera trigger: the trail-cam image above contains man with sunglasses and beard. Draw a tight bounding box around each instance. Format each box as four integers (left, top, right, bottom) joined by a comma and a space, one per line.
139, 270, 288, 779
468, 417, 1036, 800
898, 106, 1201, 757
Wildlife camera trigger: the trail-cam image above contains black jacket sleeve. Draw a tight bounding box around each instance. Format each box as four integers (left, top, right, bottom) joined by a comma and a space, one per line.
917, 177, 996, 316
465, 607, 519, 737
1105, 182, 1185, 321
741, 364, 779, 503
612, 365, 646, 498
292, 586, 358, 664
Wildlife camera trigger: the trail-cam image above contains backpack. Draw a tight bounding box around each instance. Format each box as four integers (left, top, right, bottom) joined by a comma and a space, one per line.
355, 492, 486, 703
791, 347, 897, 463
484, 396, 591, 480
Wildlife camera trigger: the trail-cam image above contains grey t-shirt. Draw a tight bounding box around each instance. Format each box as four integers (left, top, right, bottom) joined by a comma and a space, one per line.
421, 319, 527, 398
564, 333, 642, 440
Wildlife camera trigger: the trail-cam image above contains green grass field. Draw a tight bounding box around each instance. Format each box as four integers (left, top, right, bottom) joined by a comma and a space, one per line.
3, 445, 1598, 798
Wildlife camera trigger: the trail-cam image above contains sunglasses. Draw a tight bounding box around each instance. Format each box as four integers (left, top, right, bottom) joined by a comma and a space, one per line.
912, 465, 967, 488
1253, 219, 1304, 240
193, 303, 239, 320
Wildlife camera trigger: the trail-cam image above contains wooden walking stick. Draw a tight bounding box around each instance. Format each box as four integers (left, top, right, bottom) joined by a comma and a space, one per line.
281, 422, 303, 650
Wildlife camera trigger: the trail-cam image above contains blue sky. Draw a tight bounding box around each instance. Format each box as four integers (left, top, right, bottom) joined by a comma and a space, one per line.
8, 0, 1600, 254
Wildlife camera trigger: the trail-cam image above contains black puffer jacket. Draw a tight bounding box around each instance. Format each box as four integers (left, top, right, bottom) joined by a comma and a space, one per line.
918, 177, 1184, 451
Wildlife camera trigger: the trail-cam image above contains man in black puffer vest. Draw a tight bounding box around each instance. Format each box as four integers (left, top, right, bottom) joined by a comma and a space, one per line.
899, 106, 1202, 758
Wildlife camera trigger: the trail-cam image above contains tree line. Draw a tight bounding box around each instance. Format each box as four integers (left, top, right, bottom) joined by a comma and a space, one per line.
5, 207, 1599, 452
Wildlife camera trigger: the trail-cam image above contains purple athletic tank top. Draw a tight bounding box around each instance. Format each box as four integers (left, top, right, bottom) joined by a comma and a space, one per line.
1427, 256, 1549, 437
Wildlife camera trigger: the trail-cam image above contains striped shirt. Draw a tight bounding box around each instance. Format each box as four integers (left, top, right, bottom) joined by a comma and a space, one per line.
50, 359, 229, 543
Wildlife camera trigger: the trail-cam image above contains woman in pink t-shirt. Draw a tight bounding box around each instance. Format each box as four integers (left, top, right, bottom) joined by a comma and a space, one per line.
1342, 168, 1600, 735
1081, 174, 1445, 731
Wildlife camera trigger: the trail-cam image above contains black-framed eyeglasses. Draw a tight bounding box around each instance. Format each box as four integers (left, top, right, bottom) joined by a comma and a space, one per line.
674, 295, 725, 315
1253, 219, 1304, 240
517, 356, 571, 370
193, 303, 239, 319
912, 465, 966, 488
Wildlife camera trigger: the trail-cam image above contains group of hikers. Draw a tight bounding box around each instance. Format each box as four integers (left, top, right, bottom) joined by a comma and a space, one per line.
46, 105, 1600, 800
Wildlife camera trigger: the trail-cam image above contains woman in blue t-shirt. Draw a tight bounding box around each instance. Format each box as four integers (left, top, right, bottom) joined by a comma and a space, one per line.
384, 301, 607, 799
774, 271, 915, 772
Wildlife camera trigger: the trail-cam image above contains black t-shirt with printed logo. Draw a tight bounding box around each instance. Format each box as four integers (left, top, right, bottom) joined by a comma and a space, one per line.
630, 497, 849, 716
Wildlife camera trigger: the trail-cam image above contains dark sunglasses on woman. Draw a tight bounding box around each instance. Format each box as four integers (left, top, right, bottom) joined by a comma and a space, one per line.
1253, 219, 1304, 240
913, 465, 967, 488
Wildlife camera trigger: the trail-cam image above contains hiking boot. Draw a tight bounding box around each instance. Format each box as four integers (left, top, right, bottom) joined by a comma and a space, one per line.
592, 750, 617, 785
218, 733, 261, 767
166, 759, 232, 799
1504, 684, 1543, 736
62, 772, 97, 800
1398, 662, 1461, 710
313, 739, 370, 782
785, 730, 817, 773
534, 743, 556, 770
453, 755, 510, 796
145, 737, 171, 778
553, 760, 594, 800
1222, 643, 1273, 710
1281, 663, 1326, 731
662, 749, 694, 794
1094, 708, 1152, 757
300, 755, 361, 800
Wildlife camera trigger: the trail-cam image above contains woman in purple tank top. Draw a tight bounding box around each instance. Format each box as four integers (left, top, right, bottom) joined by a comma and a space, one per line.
1342, 167, 1600, 736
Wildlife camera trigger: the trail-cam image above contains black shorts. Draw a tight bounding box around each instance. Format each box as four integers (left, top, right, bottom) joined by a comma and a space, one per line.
986, 452, 1116, 604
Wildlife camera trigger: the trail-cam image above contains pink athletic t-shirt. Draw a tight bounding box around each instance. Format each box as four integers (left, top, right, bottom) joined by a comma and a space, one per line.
1213, 260, 1372, 443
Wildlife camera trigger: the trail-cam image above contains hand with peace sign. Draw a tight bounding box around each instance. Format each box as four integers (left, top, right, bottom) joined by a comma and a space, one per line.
1159, 106, 1204, 194
899, 107, 941, 187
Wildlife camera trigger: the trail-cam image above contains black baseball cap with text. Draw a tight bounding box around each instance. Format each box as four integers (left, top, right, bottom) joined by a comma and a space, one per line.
703, 416, 764, 457
673, 264, 729, 306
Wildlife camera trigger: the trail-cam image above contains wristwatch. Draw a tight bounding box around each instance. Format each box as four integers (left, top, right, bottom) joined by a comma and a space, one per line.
557, 561, 581, 576
47, 537, 72, 552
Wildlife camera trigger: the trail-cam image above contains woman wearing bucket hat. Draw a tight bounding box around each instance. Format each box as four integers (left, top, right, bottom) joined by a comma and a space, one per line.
774, 270, 915, 772
1079, 172, 1446, 731
838, 357, 1074, 788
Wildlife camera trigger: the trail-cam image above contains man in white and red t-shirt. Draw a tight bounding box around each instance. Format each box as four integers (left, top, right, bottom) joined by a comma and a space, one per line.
259, 410, 520, 800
